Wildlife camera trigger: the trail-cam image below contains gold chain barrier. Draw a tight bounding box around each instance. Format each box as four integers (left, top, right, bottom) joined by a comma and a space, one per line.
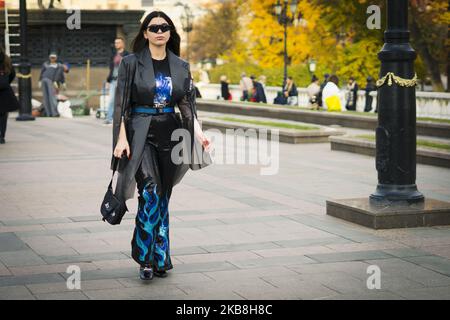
376, 72, 418, 88
16, 73, 32, 79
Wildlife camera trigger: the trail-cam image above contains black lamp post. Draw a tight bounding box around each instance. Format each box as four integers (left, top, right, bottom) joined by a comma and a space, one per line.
370, 0, 424, 203
274, 0, 299, 87
176, 2, 194, 62
16, 0, 35, 121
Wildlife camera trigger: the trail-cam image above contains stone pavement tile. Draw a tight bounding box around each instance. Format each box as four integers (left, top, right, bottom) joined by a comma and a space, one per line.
324, 241, 409, 253
177, 278, 277, 300
394, 235, 450, 248
0, 261, 12, 276
229, 255, 316, 269
364, 258, 450, 287
57, 230, 131, 242
67, 240, 120, 255
171, 246, 209, 256
0, 249, 46, 267
174, 208, 299, 222
273, 237, 353, 248
0, 232, 28, 252
284, 215, 385, 243
305, 250, 393, 263
176, 250, 262, 264
419, 245, 450, 260
92, 259, 136, 270
0, 217, 72, 226
41, 251, 130, 264
376, 274, 426, 292
35, 291, 89, 300
232, 197, 282, 208
0, 273, 65, 287
402, 255, 450, 276
27, 279, 125, 295
391, 286, 450, 300
381, 248, 432, 258
251, 245, 334, 258
30, 247, 80, 257
83, 285, 186, 300
118, 272, 214, 288
172, 219, 226, 228
258, 275, 339, 300
0, 225, 46, 233
14, 227, 90, 237
173, 261, 238, 274
176, 287, 244, 300
0, 285, 35, 300
265, 272, 367, 295
60, 267, 138, 282
9, 261, 97, 276
287, 261, 371, 278
20, 235, 75, 255
216, 215, 292, 226
203, 266, 298, 281
321, 290, 405, 300
201, 242, 281, 254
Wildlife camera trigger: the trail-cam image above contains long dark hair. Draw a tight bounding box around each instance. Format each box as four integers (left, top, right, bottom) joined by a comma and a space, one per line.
0, 46, 12, 74
131, 11, 181, 56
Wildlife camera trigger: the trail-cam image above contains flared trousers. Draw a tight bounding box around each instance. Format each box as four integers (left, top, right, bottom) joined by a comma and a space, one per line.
131, 112, 179, 271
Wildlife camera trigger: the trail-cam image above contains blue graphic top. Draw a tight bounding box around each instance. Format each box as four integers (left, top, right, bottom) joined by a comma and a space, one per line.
152, 56, 172, 107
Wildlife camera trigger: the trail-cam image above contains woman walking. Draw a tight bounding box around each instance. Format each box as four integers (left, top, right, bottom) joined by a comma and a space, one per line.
0, 46, 20, 144
110, 11, 212, 281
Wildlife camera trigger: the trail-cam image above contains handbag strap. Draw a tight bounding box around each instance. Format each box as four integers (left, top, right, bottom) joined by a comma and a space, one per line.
108, 157, 120, 190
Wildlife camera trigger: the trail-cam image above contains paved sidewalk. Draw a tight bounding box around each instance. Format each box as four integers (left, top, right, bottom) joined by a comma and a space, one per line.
0, 113, 450, 300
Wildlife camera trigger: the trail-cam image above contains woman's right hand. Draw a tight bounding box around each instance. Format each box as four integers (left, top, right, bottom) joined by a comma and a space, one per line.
113, 137, 130, 159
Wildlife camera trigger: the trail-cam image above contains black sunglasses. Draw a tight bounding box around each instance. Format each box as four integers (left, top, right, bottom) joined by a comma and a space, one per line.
147, 24, 172, 33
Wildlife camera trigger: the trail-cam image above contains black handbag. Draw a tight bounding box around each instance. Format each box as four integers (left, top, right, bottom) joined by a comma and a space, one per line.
100, 158, 128, 225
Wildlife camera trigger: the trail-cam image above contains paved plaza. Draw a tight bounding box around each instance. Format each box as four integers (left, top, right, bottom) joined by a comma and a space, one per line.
0, 112, 450, 300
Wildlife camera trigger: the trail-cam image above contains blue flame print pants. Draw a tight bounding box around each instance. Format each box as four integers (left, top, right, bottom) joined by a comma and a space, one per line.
131, 112, 180, 271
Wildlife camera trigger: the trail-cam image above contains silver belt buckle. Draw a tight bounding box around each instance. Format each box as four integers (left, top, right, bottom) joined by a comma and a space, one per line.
154, 102, 166, 109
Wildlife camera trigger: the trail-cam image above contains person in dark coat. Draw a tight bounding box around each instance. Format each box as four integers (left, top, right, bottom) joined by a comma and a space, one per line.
364, 76, 376, 112
317, 73, 329, 109
0, 46, 20, 144
250, 75, 267, 103
345, 76, 359, 111
220, 75, 231, 100
110, 11, 212, 281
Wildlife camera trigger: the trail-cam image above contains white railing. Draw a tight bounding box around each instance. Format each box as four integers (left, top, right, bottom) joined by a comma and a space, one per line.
196, 83, 450, 119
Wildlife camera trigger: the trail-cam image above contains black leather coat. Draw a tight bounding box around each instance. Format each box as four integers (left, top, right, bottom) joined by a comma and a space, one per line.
111, 46, 211, 205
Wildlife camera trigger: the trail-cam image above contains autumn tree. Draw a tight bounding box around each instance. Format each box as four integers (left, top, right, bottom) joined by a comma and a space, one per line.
189, 0, 241, 64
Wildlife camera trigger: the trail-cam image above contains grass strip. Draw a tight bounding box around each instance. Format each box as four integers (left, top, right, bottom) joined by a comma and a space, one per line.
355, 134, 450, 151
212, 116, 320, 130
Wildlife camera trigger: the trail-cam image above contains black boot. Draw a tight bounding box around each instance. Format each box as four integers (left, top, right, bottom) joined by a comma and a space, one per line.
154, 270, 168, 278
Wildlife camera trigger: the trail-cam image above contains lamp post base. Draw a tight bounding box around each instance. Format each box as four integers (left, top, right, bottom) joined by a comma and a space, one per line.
16, 114, 35, 121
370, 183, 424, 204
326, 197, 450, 229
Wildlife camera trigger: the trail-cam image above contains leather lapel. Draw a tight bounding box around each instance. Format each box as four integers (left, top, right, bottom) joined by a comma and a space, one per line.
137, 46, 155, 102
168, 49, 186, 103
